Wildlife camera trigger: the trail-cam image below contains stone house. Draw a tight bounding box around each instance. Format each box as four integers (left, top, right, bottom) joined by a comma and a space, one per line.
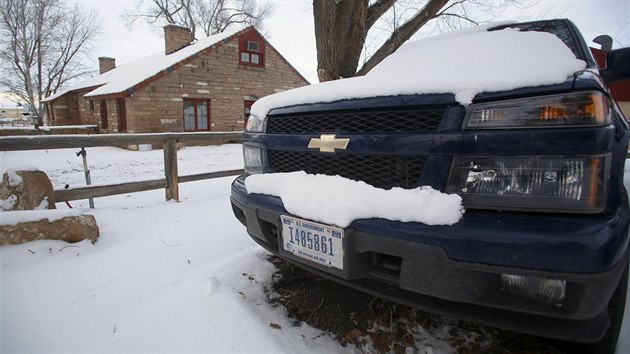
43, 25, 309, 133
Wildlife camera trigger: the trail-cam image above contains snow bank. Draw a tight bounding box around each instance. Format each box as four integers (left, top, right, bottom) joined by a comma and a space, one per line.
251, 26, 586, 118
245, 171, 464, 227
0, 177, 352, 353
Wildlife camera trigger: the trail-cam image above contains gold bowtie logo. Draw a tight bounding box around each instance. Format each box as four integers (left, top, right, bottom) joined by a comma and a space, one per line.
308, 134, 350, 153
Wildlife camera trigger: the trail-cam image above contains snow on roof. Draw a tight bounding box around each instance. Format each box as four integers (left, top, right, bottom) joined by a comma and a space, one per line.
251, 22, 587, 118
43, 27, 244, 102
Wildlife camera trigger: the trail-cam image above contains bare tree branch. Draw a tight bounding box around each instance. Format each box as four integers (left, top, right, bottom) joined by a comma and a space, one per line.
367, 0, 396, 31
126, 0, 273, 39
0, 0, 101, 123
315, 0, 539, 81
356, 0, 448, 76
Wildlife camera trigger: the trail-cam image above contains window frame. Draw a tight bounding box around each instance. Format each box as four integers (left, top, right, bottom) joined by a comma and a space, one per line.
246, 41, 259, 52
183, 98, 211, 132
239, 39, 264, 67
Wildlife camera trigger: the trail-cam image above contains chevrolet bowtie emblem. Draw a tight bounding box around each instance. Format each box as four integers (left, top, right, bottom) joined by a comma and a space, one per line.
308, 134, 350, 153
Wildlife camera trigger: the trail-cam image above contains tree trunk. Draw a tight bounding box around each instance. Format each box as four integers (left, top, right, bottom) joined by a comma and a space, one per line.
313, 0, 369, 82
313, 0, 454, 81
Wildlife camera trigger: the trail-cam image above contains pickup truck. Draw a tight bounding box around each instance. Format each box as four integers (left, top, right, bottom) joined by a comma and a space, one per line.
230, 19, 630, 353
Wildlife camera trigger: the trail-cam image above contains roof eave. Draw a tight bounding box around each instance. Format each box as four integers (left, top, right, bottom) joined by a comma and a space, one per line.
42, 84, 105, 102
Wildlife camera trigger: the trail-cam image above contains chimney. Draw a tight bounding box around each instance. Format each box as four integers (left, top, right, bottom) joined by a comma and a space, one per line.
164, 24, 193, 55
98, 57, 116, 74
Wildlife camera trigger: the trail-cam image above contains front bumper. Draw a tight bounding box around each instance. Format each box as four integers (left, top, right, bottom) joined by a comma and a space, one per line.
230, 175, 629, 342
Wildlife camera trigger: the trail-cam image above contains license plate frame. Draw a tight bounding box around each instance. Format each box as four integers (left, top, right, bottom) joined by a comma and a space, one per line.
280, 215, 344, 270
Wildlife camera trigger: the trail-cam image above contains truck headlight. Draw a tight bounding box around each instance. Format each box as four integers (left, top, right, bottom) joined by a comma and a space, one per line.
445, 155, 609, 213
243, 145, 264, 174
245, 114, 265, 133
464, 91, 610, 129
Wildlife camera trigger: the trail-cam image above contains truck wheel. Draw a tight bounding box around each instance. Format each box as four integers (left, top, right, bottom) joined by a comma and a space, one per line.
579, 258, 628, 354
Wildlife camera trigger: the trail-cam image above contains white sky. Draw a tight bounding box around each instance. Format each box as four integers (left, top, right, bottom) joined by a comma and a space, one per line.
68, 0, 629, 85
69, 0, 317, 81
1, 0, 628, 105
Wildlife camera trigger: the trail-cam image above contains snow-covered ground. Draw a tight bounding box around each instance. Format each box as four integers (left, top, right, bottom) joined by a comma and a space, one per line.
1, 145, 356, 353
1, 145, 629, 353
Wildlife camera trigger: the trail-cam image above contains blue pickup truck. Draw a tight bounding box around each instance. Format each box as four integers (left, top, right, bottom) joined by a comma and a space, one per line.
231, 19, 630, 352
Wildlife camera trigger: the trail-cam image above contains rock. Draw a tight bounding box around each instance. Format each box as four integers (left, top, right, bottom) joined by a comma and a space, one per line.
0, 214, 99, 245
0, 169, 56, 211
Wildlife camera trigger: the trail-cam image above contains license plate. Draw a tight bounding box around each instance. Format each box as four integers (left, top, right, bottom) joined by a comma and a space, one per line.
280, 215, 344, 269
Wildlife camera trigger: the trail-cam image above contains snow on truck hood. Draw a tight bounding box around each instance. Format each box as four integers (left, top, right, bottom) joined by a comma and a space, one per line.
251, 24, 586, 118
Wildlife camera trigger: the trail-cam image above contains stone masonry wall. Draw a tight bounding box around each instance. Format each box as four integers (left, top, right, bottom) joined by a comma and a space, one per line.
99, 57, 116, 74
50, 89, 97, 126
93, 99, 124, 133
125, 38, 308, 133
77, 90, 98, 126
50, 93, 79, 126
165, 25, 193, 55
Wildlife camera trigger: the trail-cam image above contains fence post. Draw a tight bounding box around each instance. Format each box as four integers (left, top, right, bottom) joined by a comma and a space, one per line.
164, 139, 179, 202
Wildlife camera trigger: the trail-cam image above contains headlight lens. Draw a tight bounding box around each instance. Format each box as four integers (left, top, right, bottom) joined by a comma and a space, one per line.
445, 155, 608, 213
245, 114, 265, 132
243, 145, 264, 174
464, 91, 610, 129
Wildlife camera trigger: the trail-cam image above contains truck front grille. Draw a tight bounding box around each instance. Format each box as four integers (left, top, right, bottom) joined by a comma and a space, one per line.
266, 108, 444, 134
268, 150, 426, 190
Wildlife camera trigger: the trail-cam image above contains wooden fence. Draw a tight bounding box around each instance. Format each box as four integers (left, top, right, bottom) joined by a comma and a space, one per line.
0, 132, 244, 204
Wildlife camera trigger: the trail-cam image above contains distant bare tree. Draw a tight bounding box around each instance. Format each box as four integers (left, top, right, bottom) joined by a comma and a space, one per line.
126, 0, 273, 38
0, 0, 101, 124
314, 0, 535, 82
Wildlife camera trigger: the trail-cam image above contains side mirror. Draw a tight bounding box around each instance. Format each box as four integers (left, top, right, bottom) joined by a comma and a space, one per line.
601, 47, 630, 83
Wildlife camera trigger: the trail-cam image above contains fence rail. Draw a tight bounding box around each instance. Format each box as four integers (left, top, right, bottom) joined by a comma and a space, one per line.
0, 131, 242, 151
0, 132, 244, 204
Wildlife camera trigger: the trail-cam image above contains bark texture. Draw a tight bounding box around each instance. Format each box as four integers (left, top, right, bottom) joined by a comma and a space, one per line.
313, 0, 451, 81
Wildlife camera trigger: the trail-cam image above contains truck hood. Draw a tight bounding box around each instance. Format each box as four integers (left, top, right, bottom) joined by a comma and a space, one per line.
252, 24, 586, 118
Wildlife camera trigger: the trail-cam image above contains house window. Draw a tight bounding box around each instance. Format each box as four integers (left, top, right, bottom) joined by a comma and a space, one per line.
100, 100, 108, 129
183, 99, 210, 131
89, 100, 94, 112
239, 39, 264, 67
247, 41, 259, 52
